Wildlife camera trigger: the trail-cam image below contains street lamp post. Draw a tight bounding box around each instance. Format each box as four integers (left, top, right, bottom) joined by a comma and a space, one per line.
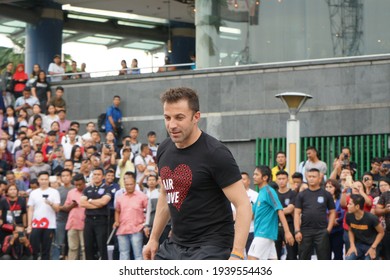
275, 92, 313, 179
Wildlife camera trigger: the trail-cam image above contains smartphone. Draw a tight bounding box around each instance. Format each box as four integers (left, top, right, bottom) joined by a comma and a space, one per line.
105, 143, 111, 149
147, 165, 155, 171
18, 231, 25, 238
125, 140, 130, 146
49, 176, 57, 183
346, 175, 352, 184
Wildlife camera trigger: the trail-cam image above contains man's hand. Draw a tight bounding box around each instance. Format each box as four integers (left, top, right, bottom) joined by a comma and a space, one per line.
285, 231, 295, 246
346, 246, 357, 257
365, 247, 377, 259
143, 239, 159, 260
295, 232, 302, 244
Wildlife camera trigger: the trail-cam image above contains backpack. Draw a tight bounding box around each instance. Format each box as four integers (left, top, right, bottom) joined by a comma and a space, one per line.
97, 113, 106, 132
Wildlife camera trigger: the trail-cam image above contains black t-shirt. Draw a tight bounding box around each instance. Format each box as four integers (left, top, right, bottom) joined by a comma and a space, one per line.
32, 80, 51, 102
346, 212, 379, 245
295, 188, 335, 230
82, 183, 111, 216
157, 131, 241, 248
377, 191, 390, 229
0, 197, 27, 225
277, 189, 296, 225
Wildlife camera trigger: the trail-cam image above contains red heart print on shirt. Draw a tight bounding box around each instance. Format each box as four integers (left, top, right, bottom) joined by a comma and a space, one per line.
32, 217, 49, 229
160, 164, 193, 211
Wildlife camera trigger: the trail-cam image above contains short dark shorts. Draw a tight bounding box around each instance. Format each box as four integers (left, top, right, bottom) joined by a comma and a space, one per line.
154, 239, 231, 260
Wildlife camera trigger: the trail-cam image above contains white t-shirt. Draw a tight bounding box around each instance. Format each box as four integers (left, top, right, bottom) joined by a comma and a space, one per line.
48, 63, 64, 82
231, 188, 258, 233
28, 187, 60, 229
134, 154, 154, 184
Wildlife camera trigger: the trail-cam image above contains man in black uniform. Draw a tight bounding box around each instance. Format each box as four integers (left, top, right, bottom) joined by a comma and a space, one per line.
79, 167, 111, 260
143, 87, 252, 260
294, 168, 336, 260
275, 170, 298, 260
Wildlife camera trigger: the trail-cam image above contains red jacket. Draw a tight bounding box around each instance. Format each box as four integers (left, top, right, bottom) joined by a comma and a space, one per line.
12, 64, 28, 93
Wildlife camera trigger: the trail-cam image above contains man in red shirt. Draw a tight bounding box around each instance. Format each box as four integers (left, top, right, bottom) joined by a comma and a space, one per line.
114, 172, 147, 260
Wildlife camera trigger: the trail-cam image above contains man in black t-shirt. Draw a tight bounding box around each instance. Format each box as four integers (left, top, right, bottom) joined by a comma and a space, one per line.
275, 170, 297, 260
79, 167, 111, 260
375, 177, 390, 259
142, 87, 252, 260
294, 168, 336, 260
346, 194, 384, 260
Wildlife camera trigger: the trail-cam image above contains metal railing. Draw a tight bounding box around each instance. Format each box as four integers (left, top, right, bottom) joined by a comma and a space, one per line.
46, 62, 196, 80
255, 134, 390, 179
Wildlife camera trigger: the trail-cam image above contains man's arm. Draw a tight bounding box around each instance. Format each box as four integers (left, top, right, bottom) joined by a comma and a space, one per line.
366, 223, 385, 259
327, 209, 336, 233
294, 208, 303, 243
88, 195, 111, 208
27, 205, 34, 234
79, 195, 99, 209
277, 209, 294, 246
143, 187, 171, 260
223, 180, 252, 260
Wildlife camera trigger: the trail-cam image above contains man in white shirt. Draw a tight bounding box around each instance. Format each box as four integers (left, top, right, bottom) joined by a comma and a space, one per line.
48, 54, 65, 82
27, 171, 60, 260
134, 144, 155, 188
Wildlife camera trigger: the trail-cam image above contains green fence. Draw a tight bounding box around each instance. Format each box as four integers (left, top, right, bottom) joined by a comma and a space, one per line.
255, 134, 389, 179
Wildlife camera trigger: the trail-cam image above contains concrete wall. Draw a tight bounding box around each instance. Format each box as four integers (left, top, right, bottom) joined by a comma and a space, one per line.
57, 55, 390, 173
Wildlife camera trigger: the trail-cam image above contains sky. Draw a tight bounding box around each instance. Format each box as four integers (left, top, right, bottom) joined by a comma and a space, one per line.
0, 34, 166, 76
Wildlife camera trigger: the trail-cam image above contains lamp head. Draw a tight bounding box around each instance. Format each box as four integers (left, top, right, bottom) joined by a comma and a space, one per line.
275, 92, 312, 119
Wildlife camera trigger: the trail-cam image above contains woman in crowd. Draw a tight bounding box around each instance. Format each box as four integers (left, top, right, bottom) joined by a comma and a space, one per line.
43, 104, 59, 132
31, 70, 51, 113
17, 108, 29, 128
2, 106, 19, 141
119, 60, 129, 75
12, 64, 28, 99
70, 145, 84, 174
27, 114, 45, 139
325, 179, 345, 260
27, 64, 41, 86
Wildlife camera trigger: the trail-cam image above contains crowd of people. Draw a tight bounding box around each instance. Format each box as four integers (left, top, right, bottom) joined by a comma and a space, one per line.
0, 61, 389, 261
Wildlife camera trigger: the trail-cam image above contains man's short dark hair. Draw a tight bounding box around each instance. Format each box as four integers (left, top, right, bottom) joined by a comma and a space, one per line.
306, 146, 318, 153
93, 167, 105, 175
86, 121, 95, 127
147, 174, 158, 181
124, 171, 136, 181
0, 180, 7, 186
113, 95, 121, 99
61, 169, 73, 176
350, 194, 365, 210
38, 171, 50, 178
70, 122, 80, 128
161, 87, 200, 113
56, 86, 64, 92
130, 127, 139, 132
241, 171, 249, 177
87, 146, 97, 152
106, 169, 115, 175
292, 172, 303, 180
371, 157, 382, 164
308, 168, 320, 174
276, 170, 289, 177
255, 165, 272, 183
147, 131, 156, 137
276, 151, 286, 157
73, 173, 85, 182
141, 143, 148, 151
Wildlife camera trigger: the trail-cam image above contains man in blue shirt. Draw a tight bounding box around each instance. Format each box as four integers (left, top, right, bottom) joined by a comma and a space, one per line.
248, 165, 294, 260
105, 96, 123, 138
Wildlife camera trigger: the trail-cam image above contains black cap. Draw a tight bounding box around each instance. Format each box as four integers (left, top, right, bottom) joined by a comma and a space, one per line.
47, 130, 56, 136
23, 86, 31, 92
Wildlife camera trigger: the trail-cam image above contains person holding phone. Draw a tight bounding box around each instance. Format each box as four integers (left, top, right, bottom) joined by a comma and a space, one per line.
27, 171, 60, 260
0, 224, 33, 260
